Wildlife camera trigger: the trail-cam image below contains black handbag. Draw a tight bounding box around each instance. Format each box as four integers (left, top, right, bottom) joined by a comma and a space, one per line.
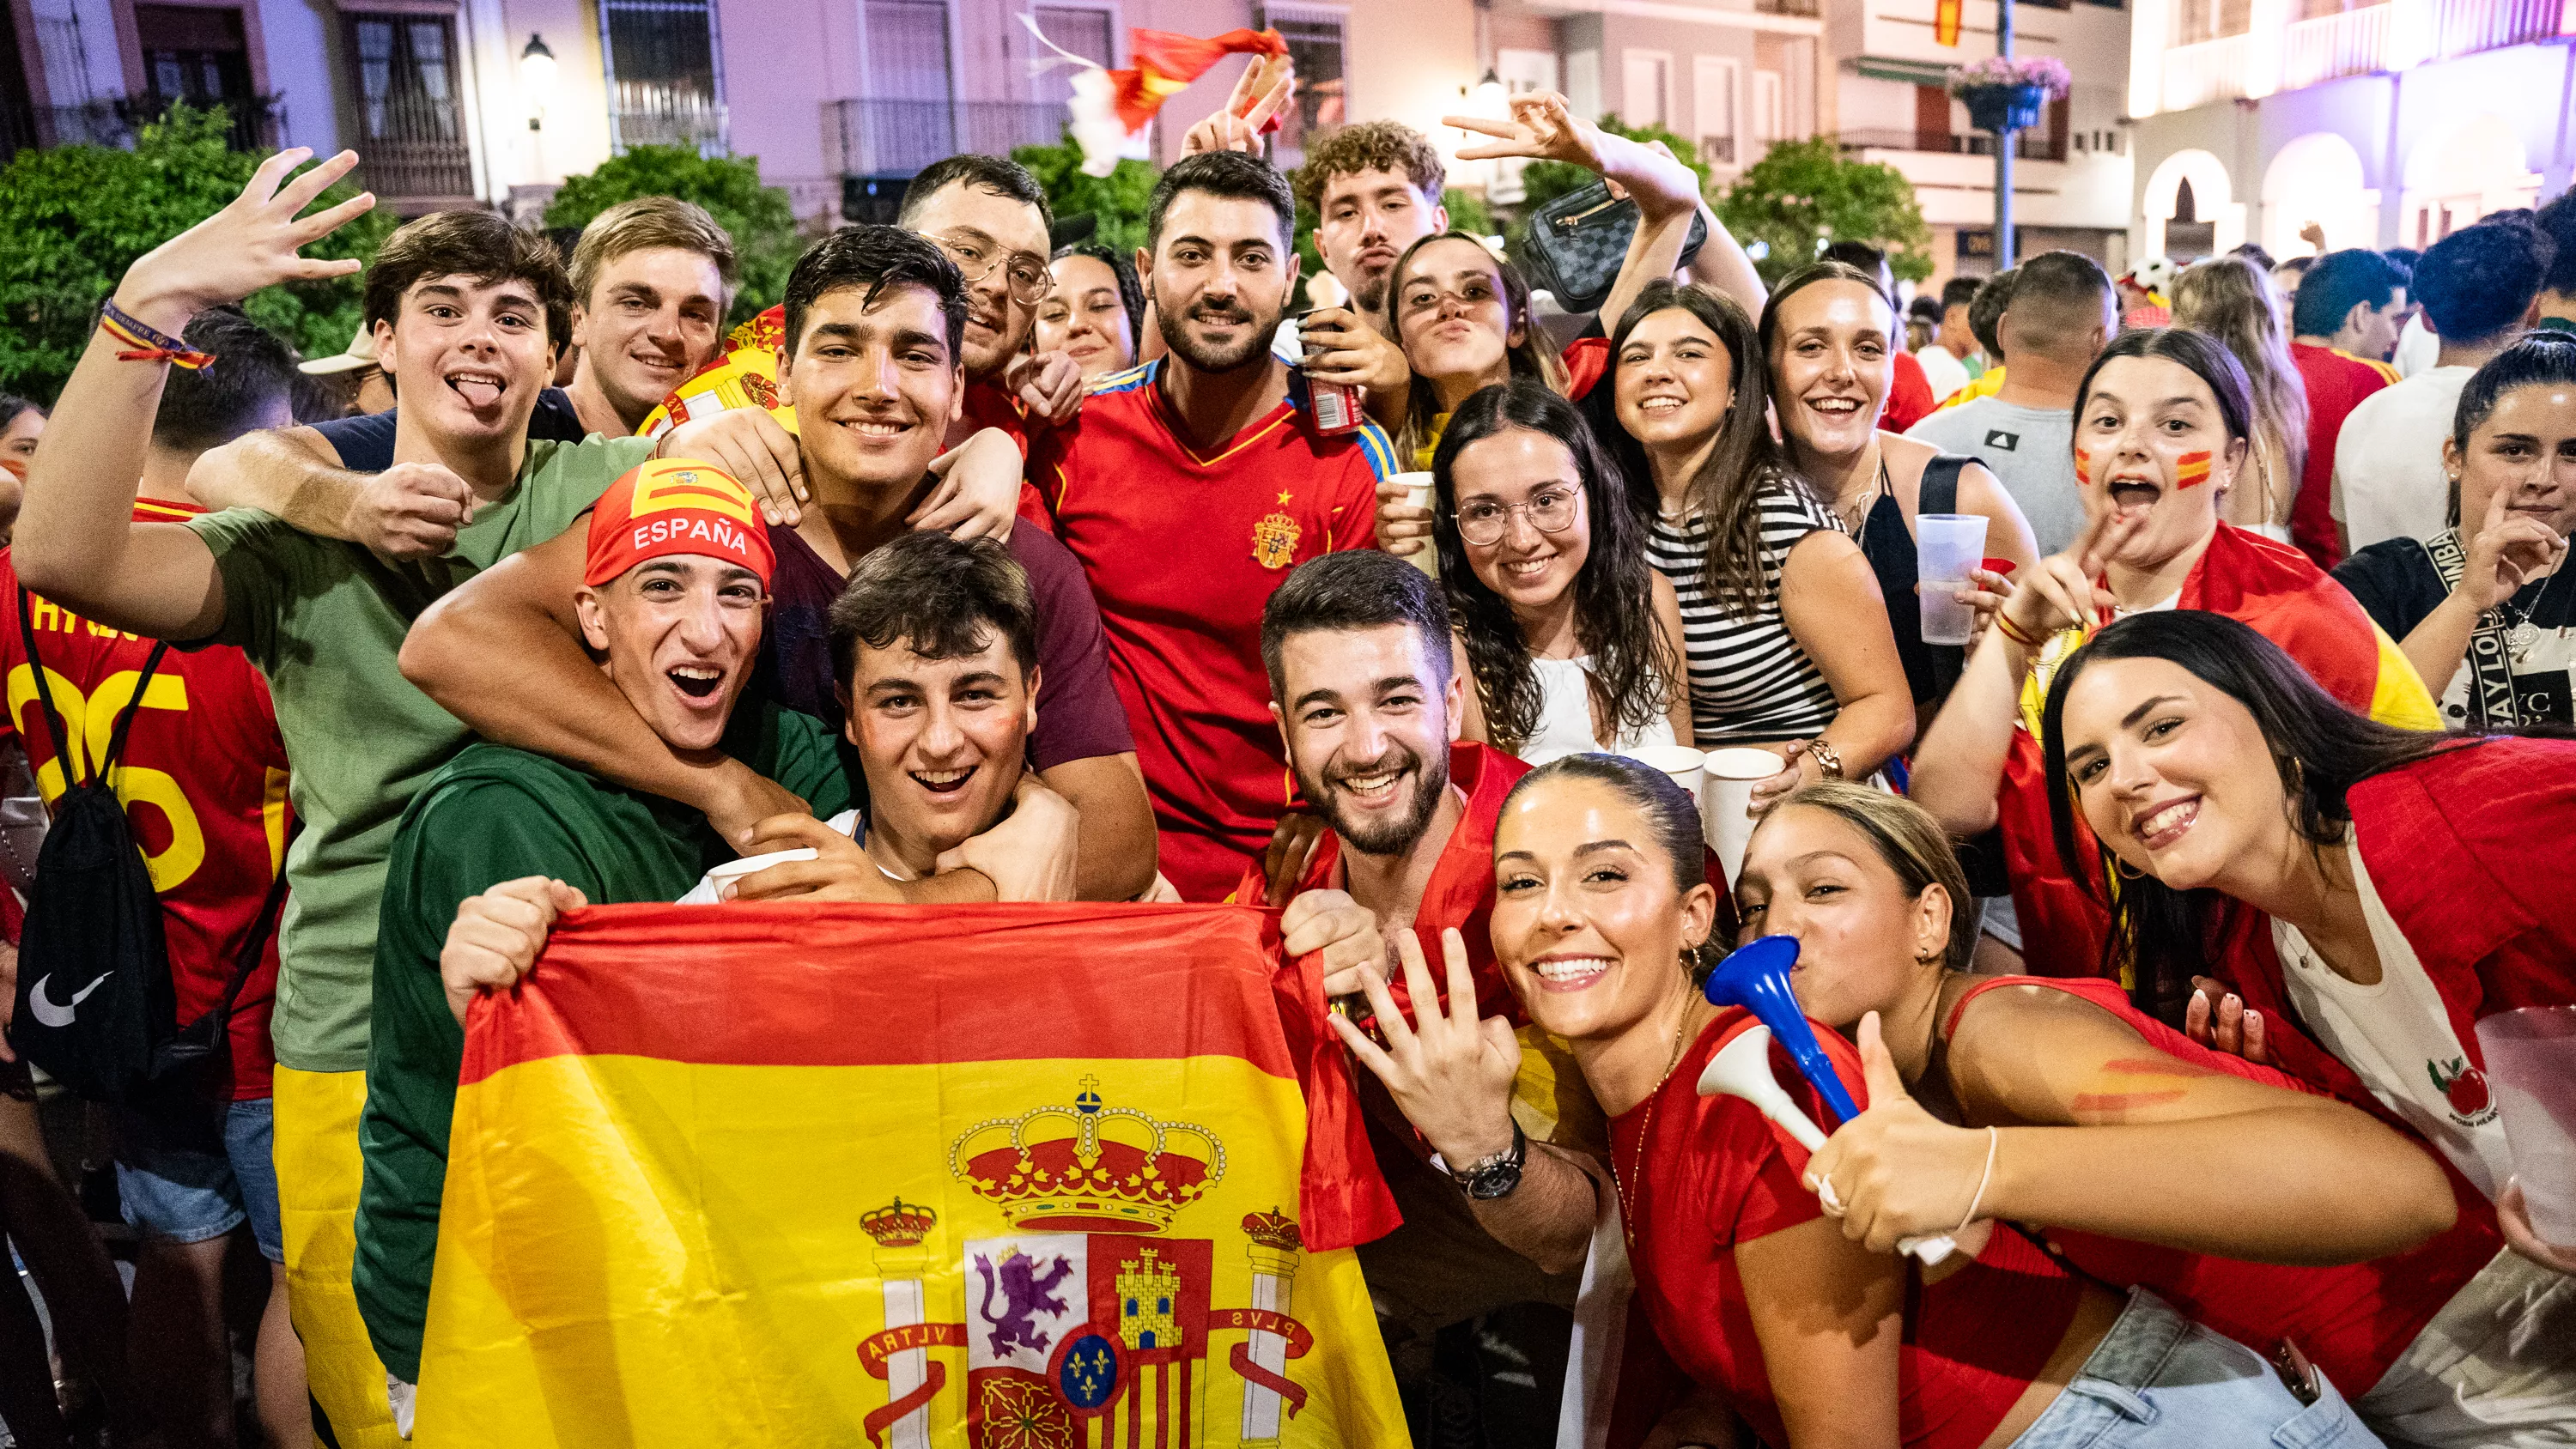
1517, 180, 1710, 315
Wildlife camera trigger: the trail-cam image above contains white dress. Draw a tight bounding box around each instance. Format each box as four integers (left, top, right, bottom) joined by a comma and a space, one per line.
1515, 656, 1678, 766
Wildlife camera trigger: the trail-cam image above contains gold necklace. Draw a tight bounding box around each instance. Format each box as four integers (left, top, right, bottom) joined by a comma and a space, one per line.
1615, 991, 1703, 1246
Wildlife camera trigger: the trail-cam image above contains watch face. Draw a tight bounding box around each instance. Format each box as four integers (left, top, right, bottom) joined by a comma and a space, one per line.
1464, 1160, 1524, 1200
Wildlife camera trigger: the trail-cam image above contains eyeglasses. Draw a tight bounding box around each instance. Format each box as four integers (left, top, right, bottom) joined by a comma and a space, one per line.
932, 233, 1051, 306
1455, 488, 1582, 547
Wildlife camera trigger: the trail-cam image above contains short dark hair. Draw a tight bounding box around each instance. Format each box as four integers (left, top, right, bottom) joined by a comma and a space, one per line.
1259, 549, 1452, 700
898, 154, 1054, 234
2414, 216, 2552, 346
2229, 241, 2277, 272
829, 530, 1037, 694
783, 224, 969, 361
1147, 151, 1297, 256
1820, 241, 1893, 301
154, 308, 298, 452
2002, 250, 2116, 363
1940, 276, 1983, 312
363, 209, 574, 348
2074, 326, 2257, 448
0, 396, 40, 434
2537, 186, 2576, 298
1968, 268, 2017, 357
2290, 249, 2405, 338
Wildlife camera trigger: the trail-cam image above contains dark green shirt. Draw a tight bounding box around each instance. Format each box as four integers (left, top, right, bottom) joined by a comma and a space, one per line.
354, 702, 854, 1382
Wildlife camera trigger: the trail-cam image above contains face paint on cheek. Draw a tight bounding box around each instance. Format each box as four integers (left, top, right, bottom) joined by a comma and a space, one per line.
2172, 450, 2213, 488
2074, 450, 2093, 487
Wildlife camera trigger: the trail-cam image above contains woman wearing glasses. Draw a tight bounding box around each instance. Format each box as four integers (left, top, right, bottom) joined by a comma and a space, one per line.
1432, 379, 1692, 762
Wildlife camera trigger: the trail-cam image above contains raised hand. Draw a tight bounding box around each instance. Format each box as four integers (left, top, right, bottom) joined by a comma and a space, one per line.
348, 461, 477, 560
1374, 475, 1435, 560
1747, 739, 1811, 815
1182, 53, 1295, 156
117, 148, 375, 331
1279, 888, 1390, 997
658, 408, 804, 525
1298, 308, 1411, 395
1802, 1012, 1994, 1253
1443, 92, 1602, 171
1326, 927, 1522, 1167
440, 876, 586, 1026
1996, 505, 2142, 646
1005, 349, 1086, 427
1259, 810, 1332, 907
1941, 564, 2016, 652
2458, 482, 2568, 614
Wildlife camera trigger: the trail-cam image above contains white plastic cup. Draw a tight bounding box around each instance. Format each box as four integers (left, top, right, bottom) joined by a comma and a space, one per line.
1626, 744, 1706, 804
1699, 747, 1785, 882
1390, 471, 1438, 576
2476, 1005, 2576, 1244
1916, 513, 1989, 647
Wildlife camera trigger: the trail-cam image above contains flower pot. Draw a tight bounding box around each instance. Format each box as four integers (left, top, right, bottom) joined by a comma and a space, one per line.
1961, 83, 2046, 134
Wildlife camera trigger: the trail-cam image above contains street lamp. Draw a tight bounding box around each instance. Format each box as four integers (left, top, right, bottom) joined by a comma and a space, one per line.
520, 33, 556, 132
1471, 68, 1504, 113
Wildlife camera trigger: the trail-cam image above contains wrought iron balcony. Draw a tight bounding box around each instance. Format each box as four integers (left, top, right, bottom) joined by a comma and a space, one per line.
2153, 0, 2569, 112
829, 97, 1069, 177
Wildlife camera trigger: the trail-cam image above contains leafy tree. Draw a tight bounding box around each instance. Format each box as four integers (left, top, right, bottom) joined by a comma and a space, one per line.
0, 105, 391, 402
1713, 136, 1934, 285
545, 146, 802, 326
1010, 132, 1159, 259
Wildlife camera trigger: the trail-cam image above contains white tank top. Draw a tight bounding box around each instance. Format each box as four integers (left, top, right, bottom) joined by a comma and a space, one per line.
1515, 656, 1678, 766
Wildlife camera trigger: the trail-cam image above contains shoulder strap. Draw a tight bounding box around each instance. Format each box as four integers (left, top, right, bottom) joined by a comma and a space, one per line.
96, 642, 169, 784
1920, 456, 1968, 518
180, 827, 297, 1046
15, 587, 75, 791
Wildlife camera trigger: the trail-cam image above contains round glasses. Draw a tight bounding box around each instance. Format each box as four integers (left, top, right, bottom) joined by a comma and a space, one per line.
1455, 487, 1582, 547
932, 234, 1051, 306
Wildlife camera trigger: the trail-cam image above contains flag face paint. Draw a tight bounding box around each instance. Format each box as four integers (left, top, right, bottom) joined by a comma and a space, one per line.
2074, 450, 2093, 487
2173, 450, 2213, 488
416, 903, 1406, 1448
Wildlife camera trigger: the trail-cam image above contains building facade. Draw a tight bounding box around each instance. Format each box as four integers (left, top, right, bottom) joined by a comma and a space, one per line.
2125, 0, 2576, 262
0, 0, 1478, 221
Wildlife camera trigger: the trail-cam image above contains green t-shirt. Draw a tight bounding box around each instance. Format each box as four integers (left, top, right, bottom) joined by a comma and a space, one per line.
352, 702, 854, 1383
185, 435, 653, 1072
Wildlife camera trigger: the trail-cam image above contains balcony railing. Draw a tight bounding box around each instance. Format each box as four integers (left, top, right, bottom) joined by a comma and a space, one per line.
1838, 128, 2071, 161
1, 96, 276, 161
2159, 0, 2572, 111
829, 98, 1067, 177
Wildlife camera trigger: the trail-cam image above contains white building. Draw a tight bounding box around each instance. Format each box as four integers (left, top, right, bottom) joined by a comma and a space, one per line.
2125, 0, 2576, 261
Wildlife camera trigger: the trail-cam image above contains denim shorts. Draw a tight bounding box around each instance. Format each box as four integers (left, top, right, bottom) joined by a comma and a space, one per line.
114, 1096, 283, 1264
2008, 1287, 2388, 1448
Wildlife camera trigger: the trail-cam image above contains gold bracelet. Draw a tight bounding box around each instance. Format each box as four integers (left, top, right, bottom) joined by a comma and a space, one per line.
1807, 737, 1844, 780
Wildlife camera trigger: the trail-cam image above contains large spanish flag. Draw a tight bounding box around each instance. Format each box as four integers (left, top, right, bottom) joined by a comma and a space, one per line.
415, 903, 1408, 1448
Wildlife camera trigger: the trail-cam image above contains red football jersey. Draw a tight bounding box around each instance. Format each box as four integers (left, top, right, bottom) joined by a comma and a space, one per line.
2288, 343, 2397, 568
0, 500, 288, 1099
1029, 361, 1393, 899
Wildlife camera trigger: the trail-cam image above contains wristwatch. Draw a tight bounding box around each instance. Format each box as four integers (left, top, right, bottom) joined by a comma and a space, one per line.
1449, 1121, 1528, 1201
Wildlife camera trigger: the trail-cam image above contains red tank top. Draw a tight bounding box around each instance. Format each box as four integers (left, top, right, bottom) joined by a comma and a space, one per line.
1613, 1009, 2084, 1449
1941, 975, 2499, 1396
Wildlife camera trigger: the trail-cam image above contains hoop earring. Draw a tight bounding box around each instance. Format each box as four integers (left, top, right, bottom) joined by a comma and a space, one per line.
2114, 858, 2148, 881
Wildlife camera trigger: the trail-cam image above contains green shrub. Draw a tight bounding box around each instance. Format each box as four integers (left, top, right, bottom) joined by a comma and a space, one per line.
1010, 133, 1159, 260
0, 105, 391, 403
1713, 136, 1934, 285
544, 146, 802, 326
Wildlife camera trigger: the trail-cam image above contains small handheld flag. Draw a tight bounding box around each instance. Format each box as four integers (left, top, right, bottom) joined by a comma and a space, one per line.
1024, 17, 1291, 177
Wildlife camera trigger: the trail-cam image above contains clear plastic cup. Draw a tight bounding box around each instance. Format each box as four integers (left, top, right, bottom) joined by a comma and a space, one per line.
2476, 1005, 2576, 1244
1390, 471, 1438, 577
1916, 513, 1989, 647
1700, 747, 1784, 883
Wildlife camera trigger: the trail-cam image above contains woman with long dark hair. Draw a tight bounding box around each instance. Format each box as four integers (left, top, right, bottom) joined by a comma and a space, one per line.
1612, 281, 1913, 808
1759, 261, 2040, 715
1431, 379, 1690, 760
1036, 243, 1143, 382
1909, 328, 2438, 979
1747, 783, 2543, 1446
2042, 609, 2576, 1433
1379, 233, 1569, 469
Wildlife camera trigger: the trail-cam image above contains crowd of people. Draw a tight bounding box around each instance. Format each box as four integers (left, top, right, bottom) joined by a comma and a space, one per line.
0, 73, 2567, 1449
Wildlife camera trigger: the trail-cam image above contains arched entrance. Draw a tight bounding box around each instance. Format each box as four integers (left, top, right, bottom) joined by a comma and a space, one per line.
2402, 115, 2542, 248
2141, 148, 2244, 261
2263, 133, 2380, 258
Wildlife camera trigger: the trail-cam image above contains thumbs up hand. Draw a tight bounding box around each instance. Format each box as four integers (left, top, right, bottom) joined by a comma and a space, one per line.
1803, 1012, 1997, 1254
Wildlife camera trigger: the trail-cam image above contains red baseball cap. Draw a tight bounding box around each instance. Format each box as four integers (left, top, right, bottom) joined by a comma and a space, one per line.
584, 458, 776, 588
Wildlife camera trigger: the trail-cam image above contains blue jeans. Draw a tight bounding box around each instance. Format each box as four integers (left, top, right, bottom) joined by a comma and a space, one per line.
2008, 1288, 2387, 1448
115, 1096, 283, 1264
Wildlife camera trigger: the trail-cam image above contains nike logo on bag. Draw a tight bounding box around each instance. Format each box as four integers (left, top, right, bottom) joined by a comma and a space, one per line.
28, 973, 109, 1028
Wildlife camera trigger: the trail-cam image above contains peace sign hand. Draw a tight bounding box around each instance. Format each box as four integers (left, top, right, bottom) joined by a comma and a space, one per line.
1443, 92, 1604, 171
117, 148, 375, 333
1326, 927, 1522, 1169
1182, 54, 1295, 156
1996, 505, 2142, 649
1801, 1013, 1995, 1254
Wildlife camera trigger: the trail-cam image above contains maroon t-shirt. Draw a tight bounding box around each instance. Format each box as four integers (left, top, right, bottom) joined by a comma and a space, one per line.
754, 519, 1134, 772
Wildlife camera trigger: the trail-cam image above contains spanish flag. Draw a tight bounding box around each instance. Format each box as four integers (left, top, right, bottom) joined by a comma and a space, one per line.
415, 903, 1409, 1447
1996, 523, 2439, 982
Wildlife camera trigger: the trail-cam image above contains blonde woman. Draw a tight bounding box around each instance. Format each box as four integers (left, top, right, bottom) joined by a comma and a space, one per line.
2172, 257, 2308, 541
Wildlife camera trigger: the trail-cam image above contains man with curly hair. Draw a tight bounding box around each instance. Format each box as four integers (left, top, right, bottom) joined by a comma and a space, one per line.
1294, 119, 1451, 329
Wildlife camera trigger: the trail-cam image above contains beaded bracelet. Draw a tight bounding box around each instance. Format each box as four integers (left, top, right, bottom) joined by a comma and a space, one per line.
99, 299, 216, 371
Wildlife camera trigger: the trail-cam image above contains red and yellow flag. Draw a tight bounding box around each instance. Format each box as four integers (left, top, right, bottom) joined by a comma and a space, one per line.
1935, 0, 1963, 45
415, 903, 1409, 1448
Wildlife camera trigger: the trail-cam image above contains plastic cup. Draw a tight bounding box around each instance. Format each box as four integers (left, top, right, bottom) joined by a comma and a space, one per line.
1626, 744, 1706, 803
2476, 1005, 2576, 1244
1389, 471, 1438, 576
1700, 747, 1785, 882
1916, 513, 1989, 647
